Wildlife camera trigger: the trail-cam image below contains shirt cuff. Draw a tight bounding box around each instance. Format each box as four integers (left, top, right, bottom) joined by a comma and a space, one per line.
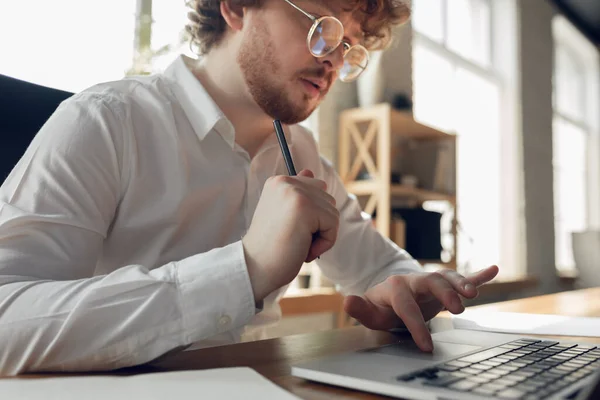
175, 240, 256, 343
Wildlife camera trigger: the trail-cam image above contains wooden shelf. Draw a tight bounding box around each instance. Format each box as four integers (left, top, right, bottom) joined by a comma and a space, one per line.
339, 102, 458, 269
390, 108, 456, 140
339, 103, 456, 141
345, 181, 456, 203
390, 185, 455, 203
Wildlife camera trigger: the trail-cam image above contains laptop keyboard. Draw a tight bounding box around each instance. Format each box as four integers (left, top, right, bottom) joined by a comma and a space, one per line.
396, 339, 600, 399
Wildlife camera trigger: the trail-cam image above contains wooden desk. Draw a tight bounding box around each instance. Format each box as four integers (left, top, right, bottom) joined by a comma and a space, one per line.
22, 288, 600, 399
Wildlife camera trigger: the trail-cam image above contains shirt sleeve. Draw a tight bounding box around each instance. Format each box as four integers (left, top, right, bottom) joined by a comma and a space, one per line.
0, 93, 256, 375
315, 156, 423, 296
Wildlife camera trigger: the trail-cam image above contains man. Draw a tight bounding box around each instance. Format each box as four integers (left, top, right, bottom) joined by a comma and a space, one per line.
0, 0, 498, 375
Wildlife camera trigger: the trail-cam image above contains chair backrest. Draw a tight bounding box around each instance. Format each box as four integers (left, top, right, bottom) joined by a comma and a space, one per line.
0, 74, 73, 183
572, 230, 600, 289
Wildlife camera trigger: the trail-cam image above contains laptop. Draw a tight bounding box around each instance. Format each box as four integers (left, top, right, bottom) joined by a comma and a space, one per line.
291, 329, 600, 399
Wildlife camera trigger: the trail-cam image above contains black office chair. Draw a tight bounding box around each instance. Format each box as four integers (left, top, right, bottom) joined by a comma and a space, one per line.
0, 74, 73, 183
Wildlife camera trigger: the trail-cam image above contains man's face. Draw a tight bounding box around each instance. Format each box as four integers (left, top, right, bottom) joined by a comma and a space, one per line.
237, 0, 364, 124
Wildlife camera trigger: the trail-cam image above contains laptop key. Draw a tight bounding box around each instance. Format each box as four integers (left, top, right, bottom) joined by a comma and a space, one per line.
453, 372, 471, 379
422, 375, 461, 387
578, 355, 597, 362
512, 383, 539, 392
481, 360, 503, 367
563, 374, 581, 383
448, 379, 480, 391
478, 382, 506, 392
537, 341, 559, 347
500, 344, 523, 350
479, 372, 503, 380
503, 375, 527, 383
513, 339, 540, 345
496, 388, 529, 399
471, 363, 494, 371
467, 376, 492, 384
496, 365, 520, 373
552, 344, 577, 350
522, 366, 544, 374
492, 378, 520, 387
458, 347, 512, 363
487, 368, 511, 376
509, 361, 529, 367
542, 369, 568, 378
513, 370, 536, 378
445, 360, 471, 368
438, 364, 460, 372
574, 345, 596, 351
472, 387, 497, 395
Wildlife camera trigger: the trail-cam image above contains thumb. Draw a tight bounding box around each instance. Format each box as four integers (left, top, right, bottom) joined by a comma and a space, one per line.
345, 295, 399, 330
344, 295, 382, 329
297, 169, 314, 178
306, 234, 336, 262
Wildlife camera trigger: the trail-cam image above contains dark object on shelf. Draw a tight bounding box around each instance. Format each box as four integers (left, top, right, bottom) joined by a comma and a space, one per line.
356, 169, 372, 181
391, 207, 442, 260
297, 274, 311, 289
356, 170, 403, 184
391, 93, 413, 111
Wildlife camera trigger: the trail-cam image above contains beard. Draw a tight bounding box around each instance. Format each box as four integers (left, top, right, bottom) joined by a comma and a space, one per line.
237, 19, 325, 125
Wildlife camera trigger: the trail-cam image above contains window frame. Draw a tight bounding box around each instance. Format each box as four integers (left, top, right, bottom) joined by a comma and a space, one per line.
412, 0, 523, 278
552, 15, 600, 273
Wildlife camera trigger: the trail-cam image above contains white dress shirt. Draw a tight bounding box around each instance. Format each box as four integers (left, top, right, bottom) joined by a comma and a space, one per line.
0, 55, 421, 375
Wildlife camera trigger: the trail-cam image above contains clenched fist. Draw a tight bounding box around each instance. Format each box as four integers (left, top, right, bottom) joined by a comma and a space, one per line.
242, 169, 340, 302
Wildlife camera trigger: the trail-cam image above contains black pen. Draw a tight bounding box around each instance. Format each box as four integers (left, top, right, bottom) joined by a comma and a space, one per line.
274, 119, 296, 175
273, 119, 320, 259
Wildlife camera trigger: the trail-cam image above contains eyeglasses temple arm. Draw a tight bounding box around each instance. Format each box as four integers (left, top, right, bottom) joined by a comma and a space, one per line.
282, 0, 317, 23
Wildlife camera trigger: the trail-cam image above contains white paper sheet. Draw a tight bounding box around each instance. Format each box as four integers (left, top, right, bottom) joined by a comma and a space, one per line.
0, 367, 300, 400
452, 310, 600, 337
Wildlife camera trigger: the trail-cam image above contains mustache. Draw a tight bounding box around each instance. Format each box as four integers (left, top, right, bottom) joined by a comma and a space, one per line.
299, 67, 327, 78
298, 68, 334, 85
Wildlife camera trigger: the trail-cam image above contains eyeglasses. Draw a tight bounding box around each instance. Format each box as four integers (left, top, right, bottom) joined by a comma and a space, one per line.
282, 0, 369, 82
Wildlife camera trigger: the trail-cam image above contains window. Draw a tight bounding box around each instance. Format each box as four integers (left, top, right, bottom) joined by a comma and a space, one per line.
139, 0, 192, 73
552, 16, 600, 273
0, 1, 196, 91
413, 0, 492, 68
412, 0, 520, 277
0, 1, 136, 92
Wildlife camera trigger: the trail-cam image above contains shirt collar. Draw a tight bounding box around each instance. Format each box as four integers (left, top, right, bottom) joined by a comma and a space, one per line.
163, 55, 236, 148
163, 54, 294, 149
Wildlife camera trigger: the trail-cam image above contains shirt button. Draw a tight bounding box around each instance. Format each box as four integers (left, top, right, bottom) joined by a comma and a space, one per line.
218, 315, 231, 327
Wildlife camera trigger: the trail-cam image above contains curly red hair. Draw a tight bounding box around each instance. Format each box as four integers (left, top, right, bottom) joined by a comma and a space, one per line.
186, 0, 411, 54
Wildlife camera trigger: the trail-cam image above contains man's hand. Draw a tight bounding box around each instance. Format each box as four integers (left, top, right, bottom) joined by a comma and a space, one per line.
243, 169, 340, 303
344, 265, 499, 352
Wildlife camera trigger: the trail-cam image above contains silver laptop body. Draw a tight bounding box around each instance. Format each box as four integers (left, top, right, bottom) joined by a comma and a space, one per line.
291, 329, 600, 400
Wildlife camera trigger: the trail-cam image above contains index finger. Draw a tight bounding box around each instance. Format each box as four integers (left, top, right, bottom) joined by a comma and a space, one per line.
467, 265, 499, 287
294, 176, 328, 191
389, 282, 434, 352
